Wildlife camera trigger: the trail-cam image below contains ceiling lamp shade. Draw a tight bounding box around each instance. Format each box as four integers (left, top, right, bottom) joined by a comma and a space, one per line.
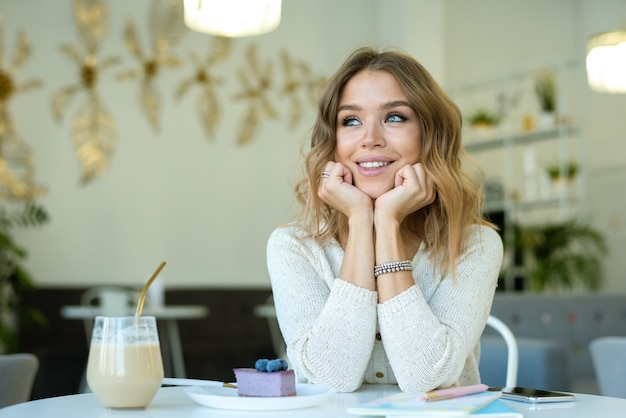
183, 0, 282, 37
586, 30, 626, 93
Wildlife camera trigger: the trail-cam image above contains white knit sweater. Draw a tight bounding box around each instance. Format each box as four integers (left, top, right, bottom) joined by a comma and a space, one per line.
266, 223, 503, 393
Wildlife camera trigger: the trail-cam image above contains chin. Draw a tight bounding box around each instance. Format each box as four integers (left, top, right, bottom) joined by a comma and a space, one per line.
357, 183, 394, 200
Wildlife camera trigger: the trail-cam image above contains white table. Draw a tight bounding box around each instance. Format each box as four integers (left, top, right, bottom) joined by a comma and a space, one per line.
61, 305, 208, 379
1, 385, 626, 418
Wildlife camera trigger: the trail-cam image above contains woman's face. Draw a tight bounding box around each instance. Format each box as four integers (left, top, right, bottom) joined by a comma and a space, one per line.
335, 69, 422, 199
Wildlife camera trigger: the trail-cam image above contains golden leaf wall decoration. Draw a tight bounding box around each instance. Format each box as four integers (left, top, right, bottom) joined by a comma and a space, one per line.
233, 43, 278, 146
73, 0, 109, 54
279, 49, 326, 130
149, 0, 187, 51
51, 0, 121, 185
175, 36, 232, 140
116, 0, 187, 132
71, 92, 115, 184
0, 18, 45, 201
45, 1, 328, 167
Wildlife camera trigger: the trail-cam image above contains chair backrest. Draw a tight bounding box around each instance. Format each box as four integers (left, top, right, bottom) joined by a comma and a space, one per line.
81, 285, 139, 314
590, 336, 626, 398
81, 286, 139, 339
486, 315, 519, 388
0, 353, 39, 407
255, 295, 288, 361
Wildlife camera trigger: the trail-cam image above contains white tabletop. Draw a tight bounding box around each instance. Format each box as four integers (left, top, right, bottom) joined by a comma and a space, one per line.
60, 305, 208, 319
1, 385, 626, 418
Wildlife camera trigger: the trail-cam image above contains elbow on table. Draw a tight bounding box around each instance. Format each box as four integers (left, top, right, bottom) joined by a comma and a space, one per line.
396, 379, 433, 394
394, 369, 460, 394
298, 369, 363, 393
322, 379, 363, 393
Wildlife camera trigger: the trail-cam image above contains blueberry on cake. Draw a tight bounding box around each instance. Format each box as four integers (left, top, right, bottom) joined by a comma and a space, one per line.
233, 358, 296, 397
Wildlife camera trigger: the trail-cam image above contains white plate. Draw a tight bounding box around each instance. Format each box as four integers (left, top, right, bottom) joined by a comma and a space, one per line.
184, 383, 336, 411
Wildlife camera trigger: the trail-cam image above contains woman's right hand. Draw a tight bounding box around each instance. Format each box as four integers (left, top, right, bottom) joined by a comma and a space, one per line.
319, 162, 376, 291
317, 162, 373, 218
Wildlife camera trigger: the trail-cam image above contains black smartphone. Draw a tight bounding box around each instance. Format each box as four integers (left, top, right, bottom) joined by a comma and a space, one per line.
501, 387, 575, 403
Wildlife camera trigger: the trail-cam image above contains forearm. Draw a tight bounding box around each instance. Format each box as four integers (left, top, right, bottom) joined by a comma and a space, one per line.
339, 211, 376, 290
378, 287, 468, 392
267, 227, 377, 392
374, 216, 414, 302
286, 280, 377, 391
377, 227, 503, 391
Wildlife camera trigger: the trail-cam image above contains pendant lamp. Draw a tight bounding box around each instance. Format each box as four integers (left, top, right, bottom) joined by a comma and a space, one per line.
183, 0, 282, 37
586, 30, 626, 93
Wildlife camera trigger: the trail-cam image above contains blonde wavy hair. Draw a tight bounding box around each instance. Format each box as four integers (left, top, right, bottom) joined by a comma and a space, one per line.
294, 46, 493, 277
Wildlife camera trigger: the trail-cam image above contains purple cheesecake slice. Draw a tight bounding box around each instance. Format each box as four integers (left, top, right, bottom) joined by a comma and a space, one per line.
233, 368, 296, 397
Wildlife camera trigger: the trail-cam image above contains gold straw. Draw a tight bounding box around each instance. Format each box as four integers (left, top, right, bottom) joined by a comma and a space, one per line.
135, 261, 166, 316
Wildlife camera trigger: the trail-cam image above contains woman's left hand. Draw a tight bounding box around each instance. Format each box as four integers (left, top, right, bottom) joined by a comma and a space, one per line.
374, 163, 435, 223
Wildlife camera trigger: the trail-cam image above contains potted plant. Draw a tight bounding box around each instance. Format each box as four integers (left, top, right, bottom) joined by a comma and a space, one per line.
534, 71, 557, 127
468, 108, 499, 134
514, 220, 607, 292
0, 203, 48, 353
545, 160, 579, 197
545, 160, 579, 181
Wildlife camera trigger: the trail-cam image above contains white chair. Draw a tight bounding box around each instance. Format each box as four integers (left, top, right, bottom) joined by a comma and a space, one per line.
0, 353, 39, 407
590, 337, 626, 398
254, 295, 287, 361
486, 315, 519, 388
80, 285, 140, 339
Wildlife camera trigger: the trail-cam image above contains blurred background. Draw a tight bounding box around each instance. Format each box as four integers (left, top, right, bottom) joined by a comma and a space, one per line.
1, 0, 625, 399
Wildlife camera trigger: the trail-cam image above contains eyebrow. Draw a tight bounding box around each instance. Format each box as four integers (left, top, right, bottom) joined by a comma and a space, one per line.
337, 100, 413, 112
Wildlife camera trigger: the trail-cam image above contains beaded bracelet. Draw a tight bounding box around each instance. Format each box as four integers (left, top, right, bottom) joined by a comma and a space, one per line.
374, 260, 413, 278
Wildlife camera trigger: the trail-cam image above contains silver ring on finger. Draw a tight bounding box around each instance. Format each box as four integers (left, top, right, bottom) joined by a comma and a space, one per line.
321, 170, 331, 178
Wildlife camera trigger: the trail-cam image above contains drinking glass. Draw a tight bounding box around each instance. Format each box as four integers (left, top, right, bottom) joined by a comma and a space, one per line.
86, 316, 164, 409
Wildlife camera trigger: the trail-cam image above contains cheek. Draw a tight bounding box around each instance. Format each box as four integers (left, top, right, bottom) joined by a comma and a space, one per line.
334, 139, 349, 163
407, 130, 423, 162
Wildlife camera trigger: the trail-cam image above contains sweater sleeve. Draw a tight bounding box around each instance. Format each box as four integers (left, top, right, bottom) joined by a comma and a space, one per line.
266, 226, 378, 392
377, 225, 503, 393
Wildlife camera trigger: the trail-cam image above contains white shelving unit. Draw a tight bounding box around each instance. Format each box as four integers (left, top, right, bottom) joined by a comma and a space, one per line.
449, 62, 586, 290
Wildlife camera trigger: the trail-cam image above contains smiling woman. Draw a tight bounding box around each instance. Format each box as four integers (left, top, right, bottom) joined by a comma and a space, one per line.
266, 46, 503, 394
334, 70, 422, 200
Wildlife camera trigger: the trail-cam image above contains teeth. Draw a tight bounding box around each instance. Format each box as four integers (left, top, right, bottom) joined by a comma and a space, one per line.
359, 161, 390, 169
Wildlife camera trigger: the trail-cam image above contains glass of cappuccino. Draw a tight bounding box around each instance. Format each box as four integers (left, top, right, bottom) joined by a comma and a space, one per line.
86, 316, 164, 409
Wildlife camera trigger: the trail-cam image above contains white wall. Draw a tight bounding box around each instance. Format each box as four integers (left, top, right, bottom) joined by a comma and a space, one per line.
4, 0, 625, 292
3, 0, 443, 289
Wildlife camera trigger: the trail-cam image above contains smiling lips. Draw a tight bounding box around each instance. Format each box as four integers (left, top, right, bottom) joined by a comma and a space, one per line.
358, 161, 390, 169
356, 160, 393, 177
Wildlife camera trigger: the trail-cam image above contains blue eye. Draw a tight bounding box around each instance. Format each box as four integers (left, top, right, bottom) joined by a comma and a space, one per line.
341, 116, 361, 127
386, 113, 406, 123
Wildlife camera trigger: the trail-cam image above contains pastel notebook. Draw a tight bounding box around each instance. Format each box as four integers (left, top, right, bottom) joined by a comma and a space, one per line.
471, 399, 523, 417
347, 390, 501, 417
387, 400, 522, 418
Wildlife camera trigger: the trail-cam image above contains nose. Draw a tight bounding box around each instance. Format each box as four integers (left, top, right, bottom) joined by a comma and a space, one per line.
360, 121, 385, 148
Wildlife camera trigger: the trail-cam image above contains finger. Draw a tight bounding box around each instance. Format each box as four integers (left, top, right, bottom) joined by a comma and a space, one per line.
413, 163, 427, 187
338, 163, 353, 185
323, 162, 352, 184
320, 162, 336, 180
413, 163, 436, 202
395, 164, 418, 188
